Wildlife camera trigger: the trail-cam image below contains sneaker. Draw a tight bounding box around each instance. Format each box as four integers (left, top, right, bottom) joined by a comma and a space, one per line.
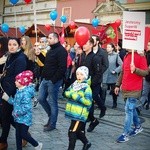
82, 142, 91, 150
87, 119, 99, 132
35, 142, 43, 150
116, 134, 129, 143
129, 125, 143, 136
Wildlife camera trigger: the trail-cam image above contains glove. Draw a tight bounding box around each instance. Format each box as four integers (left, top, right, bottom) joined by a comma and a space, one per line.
2, 92, 9, 101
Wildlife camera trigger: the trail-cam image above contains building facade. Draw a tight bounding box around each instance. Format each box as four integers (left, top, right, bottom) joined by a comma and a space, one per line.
0, 0, 150, 29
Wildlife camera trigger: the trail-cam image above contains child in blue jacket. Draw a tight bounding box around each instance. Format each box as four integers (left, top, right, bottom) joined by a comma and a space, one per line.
65, 66, 92, 150
2, 70, 42, 150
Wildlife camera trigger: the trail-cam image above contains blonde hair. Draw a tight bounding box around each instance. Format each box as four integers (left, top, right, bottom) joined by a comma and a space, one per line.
21, 36, 35, 62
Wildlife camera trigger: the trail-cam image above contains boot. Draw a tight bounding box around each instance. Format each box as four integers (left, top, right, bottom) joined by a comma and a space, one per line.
0, 143, 8, 150
112, 99, 117, 108
99, 106, 106, 118
82, 142, 91, 150
67, 132, 77, 150
87, 119, 99, 132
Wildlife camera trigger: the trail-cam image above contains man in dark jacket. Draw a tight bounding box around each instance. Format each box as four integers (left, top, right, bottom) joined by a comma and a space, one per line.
38, 32, 67, 132
79, 37, 104, 132
92, 35, 109, 117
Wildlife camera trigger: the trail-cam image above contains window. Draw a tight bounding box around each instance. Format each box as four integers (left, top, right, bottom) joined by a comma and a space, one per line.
62, 7, 72, 24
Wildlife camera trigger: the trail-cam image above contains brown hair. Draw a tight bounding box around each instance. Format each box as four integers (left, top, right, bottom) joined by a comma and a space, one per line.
21, 36, 35, 62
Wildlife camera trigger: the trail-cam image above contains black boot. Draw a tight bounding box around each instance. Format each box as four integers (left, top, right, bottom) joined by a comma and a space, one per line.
112, 94, 117, 108
68, 131, 77, 150
99, 106, 106, 118
87, 119, 99, 132
82, 142, 91, 150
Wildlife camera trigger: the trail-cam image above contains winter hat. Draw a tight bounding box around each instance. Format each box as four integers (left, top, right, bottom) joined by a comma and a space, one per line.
76, 66, 89, 79
15, 70, 33, 86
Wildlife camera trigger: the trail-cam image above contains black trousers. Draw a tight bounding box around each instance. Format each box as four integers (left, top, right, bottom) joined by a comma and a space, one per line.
68, 120, 88, 150
0, 100, 15, 143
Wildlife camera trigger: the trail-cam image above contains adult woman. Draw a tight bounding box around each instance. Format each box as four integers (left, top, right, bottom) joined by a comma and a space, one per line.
21, 36, 35, 72
0, 38, 27, 149
102, 43, 122, 108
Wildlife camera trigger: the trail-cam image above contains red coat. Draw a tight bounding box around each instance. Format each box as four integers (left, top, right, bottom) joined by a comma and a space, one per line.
122, 52, 148, 91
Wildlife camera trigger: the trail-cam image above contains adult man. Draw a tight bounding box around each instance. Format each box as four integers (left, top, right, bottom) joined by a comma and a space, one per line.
80, 37, 103, 132
38, 32, 67, 132
115, 49, 148, 142
39, 37, 50, 51
92, 35, 108, 117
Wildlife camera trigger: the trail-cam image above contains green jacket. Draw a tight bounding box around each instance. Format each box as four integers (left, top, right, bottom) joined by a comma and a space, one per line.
65, 78, 92, 122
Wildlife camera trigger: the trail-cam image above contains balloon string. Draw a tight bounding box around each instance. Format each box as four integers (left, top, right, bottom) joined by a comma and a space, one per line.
14, 5, 17, 38
33, 0, 37, 43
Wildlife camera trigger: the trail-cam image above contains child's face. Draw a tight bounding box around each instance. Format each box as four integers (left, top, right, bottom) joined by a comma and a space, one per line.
76, 72, 86, 82
15, 80, 23, 88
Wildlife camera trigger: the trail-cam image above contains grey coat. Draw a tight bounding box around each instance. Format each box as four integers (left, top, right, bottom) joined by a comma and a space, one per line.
103, 51, 123, 84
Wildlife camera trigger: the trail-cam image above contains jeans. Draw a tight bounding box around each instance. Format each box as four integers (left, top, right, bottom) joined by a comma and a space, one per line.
38, 79, 62, 128
16, 122, 38, 150
123, 97, 141, 134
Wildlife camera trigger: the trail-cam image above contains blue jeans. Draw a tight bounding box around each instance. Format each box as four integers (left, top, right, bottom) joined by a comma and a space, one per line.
123, 97, 141, 134
38, 79, 62, 128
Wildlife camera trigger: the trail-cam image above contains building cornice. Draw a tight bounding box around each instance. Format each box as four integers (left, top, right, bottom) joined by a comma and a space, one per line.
122, 2, 150, 10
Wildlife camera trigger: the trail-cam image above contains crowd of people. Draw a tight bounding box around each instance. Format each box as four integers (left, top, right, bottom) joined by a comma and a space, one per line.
0, 33, 149, 150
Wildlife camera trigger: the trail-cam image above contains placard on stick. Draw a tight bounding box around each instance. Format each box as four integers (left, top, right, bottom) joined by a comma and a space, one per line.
122, 11, 145, 51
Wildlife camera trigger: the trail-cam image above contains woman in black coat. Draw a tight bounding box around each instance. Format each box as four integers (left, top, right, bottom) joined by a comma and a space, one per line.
0, 37, 27, 149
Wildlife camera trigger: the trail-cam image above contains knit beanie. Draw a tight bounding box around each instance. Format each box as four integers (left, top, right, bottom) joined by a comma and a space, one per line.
76, 66, 89, 79
15, 70, 33, 86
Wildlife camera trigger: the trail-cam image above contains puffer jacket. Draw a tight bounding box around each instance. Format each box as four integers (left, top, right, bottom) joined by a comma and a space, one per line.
65, 78, 92, 122
8, 84, 35, 126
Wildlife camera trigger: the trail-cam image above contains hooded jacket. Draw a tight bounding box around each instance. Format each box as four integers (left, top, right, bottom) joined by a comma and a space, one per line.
8, 84, 35, 126
65, 78, 92, 122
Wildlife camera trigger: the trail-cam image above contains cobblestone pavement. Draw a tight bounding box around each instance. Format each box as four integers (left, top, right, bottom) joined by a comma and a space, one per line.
2, 91, 150, 150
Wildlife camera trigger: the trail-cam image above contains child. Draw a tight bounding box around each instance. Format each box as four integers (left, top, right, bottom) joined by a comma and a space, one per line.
64, 66, 92, 150
2, 70, 43, 150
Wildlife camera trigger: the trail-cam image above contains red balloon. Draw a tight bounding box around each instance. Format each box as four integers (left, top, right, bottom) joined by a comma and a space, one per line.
69, 21, 76, 30
45, 24, 51, 31
115, 19, 121, 27
75, 26, 90, 46
24, 0, 32, 4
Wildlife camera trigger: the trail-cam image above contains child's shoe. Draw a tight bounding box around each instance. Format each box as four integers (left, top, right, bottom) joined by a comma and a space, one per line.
129, 125, 143, 136
35, 142, 43, 150
116, 134, 129, 143
82, 142, 91, 150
